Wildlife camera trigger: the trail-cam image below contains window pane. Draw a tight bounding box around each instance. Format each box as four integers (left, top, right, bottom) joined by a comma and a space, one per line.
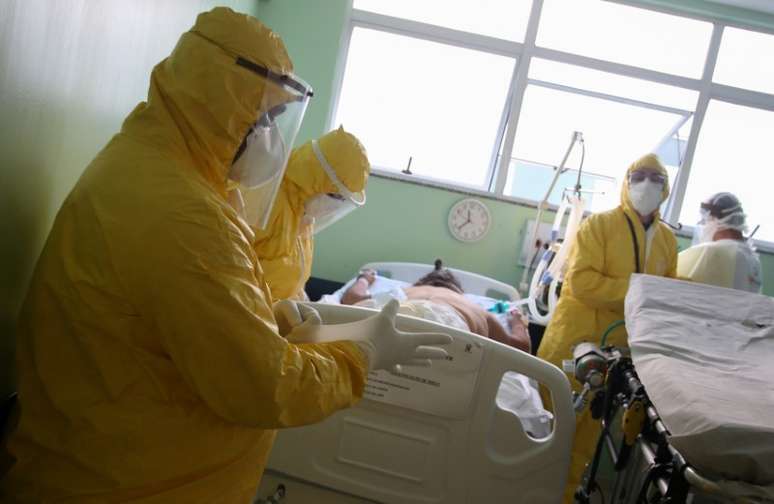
506, 85, 685, 212
537, 0, 712, 78
353, 0, 532, 42
335, 27, 515, 188
714, 27, 774, 94
529, 59, 698, 110
679, 101, 774, 242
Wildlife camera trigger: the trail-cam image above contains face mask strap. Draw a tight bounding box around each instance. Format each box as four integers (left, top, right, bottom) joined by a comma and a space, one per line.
311, 140, 366, 206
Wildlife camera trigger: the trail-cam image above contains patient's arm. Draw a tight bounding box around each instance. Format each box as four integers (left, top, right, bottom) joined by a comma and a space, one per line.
486, 312, 531, 354
340, 269, 376, 305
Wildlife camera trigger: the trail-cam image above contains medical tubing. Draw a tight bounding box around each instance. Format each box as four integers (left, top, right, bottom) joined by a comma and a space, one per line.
600, 320, 626, 347
527, 256, 552, 325
547, 195, 584, 281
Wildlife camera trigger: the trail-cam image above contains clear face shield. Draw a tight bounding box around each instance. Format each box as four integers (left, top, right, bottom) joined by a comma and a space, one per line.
303, 139, 367, 234
228, 58, 313, 230
692, 198, 747, 245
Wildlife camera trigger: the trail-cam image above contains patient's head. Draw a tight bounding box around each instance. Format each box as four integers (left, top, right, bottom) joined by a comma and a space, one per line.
413, 259, 464, 294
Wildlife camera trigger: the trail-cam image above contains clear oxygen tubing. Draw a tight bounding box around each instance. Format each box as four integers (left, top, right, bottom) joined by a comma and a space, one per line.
519, 131, 585, 295
526, 193, 586, 324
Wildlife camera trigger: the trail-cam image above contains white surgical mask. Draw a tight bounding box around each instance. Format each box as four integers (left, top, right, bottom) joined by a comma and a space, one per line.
628, 180, 663, 216
229, 123, 286, 188
302, 140, 366, 234
692, 219, 720, 245
304, 194, 353, 233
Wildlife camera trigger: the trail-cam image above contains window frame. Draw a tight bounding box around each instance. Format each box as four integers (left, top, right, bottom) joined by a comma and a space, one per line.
330, 0, 774, 250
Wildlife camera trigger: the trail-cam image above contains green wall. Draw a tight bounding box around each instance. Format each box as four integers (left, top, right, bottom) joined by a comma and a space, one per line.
0, 0, 260, 396
261, 0, 774, 294
2, 0, 773, 396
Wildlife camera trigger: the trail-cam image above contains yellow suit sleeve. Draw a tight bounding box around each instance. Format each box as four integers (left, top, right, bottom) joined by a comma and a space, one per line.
138, 206, 367, 429
566, 217, 630, 312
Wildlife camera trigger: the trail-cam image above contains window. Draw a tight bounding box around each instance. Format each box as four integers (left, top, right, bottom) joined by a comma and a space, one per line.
335, 1, 774, 248
504, 61, 695, 212
334, 27, 515, 188
528, 59, 698, 110
679, 101, 774, 242
353, 0, 532, 41
537, 0, 713, 77
714, 27, 774, 94
506, 84, 686, 212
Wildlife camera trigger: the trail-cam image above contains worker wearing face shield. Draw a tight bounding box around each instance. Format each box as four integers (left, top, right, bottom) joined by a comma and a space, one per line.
3, 8, 450, 503
252, 126, 369, 301
678, 192, 762, 293
537, 154, 678, 504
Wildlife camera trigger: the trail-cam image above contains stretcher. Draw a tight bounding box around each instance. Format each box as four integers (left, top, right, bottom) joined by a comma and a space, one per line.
575, 275, 774, 504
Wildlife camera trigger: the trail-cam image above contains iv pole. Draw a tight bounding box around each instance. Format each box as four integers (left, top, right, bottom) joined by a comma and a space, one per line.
519, 131, 585, 294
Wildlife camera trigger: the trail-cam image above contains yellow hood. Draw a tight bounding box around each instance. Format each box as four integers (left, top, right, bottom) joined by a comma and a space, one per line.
285, 126, 370, 200
120, 7, 294, 195
620, 153, 670, 217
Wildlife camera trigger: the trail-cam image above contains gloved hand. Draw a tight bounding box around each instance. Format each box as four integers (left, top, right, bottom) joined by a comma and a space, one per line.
274, 299, 453, 372
351, 299, 452, 372
272, 299, 322, 342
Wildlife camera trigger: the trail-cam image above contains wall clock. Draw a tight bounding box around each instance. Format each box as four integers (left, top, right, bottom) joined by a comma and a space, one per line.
448, 198, 491, 242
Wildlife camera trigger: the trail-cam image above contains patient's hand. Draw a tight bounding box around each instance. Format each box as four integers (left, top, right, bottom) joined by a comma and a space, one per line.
506, 309, 528, 330
486, 311, 531, 354
358, 268, 377, 285
341, 269, 376, 305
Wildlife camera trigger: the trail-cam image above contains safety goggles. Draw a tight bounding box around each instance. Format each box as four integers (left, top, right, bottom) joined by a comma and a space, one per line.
700, 201, 741, 220
628, 170, 666, 185
229, 58, 313, 230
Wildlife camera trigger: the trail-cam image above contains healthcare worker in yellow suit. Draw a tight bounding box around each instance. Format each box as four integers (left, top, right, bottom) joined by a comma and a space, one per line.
537, 153, 678, 503
3, 8, 450, 503
253, 126, 369, 301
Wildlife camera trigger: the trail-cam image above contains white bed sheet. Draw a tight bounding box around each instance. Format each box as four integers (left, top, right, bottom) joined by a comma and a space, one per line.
625, 274, 774, 490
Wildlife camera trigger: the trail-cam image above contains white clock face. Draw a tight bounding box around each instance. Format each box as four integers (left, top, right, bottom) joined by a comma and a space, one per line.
448, 198, 491, 242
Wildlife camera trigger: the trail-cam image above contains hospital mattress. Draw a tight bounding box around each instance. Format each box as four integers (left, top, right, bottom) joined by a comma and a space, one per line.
625, 274, 774, 489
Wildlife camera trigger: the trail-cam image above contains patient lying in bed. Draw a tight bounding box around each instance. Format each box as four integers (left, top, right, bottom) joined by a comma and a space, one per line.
340, 260, 531, 353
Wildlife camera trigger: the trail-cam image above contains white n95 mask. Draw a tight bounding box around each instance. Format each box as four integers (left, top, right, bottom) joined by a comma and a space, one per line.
628, 180, 663, 216
229, 122, 286, 189
303, 139, 366, 234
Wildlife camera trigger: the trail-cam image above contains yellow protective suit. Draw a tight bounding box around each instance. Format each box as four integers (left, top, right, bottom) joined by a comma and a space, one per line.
3, 8, 367, 503
537, 154, 678, 504
253, 127, 370, 301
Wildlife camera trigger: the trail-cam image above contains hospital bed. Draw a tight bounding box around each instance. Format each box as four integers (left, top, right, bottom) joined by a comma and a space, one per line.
574, 275, 774, 504
318, 263, 552, 435
255, 264, 576, 503
318, 262, 522, 342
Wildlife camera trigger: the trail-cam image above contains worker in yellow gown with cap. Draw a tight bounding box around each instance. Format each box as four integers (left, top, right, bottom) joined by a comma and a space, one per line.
254, 126, 370, 301
3, 7, 450, 503
537, 153, 678, 504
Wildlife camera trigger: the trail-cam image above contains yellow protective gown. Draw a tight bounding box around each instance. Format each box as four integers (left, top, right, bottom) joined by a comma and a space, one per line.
678, 239, 763, 293
253, 127, 370, 301
3, 8, 367, 503
537, 154, 678, 504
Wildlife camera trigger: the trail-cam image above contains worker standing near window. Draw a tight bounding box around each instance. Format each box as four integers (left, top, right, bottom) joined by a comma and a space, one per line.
678, 192, 762, 293
537, 153, 678, 503
2, 8, 450, 502
252, 126, 370, 301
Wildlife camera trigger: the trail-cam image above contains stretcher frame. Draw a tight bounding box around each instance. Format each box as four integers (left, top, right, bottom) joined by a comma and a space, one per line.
578, 354, 762, 504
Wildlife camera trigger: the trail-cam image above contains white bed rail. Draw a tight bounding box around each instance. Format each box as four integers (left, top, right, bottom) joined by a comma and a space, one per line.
259, 303, 574, 503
